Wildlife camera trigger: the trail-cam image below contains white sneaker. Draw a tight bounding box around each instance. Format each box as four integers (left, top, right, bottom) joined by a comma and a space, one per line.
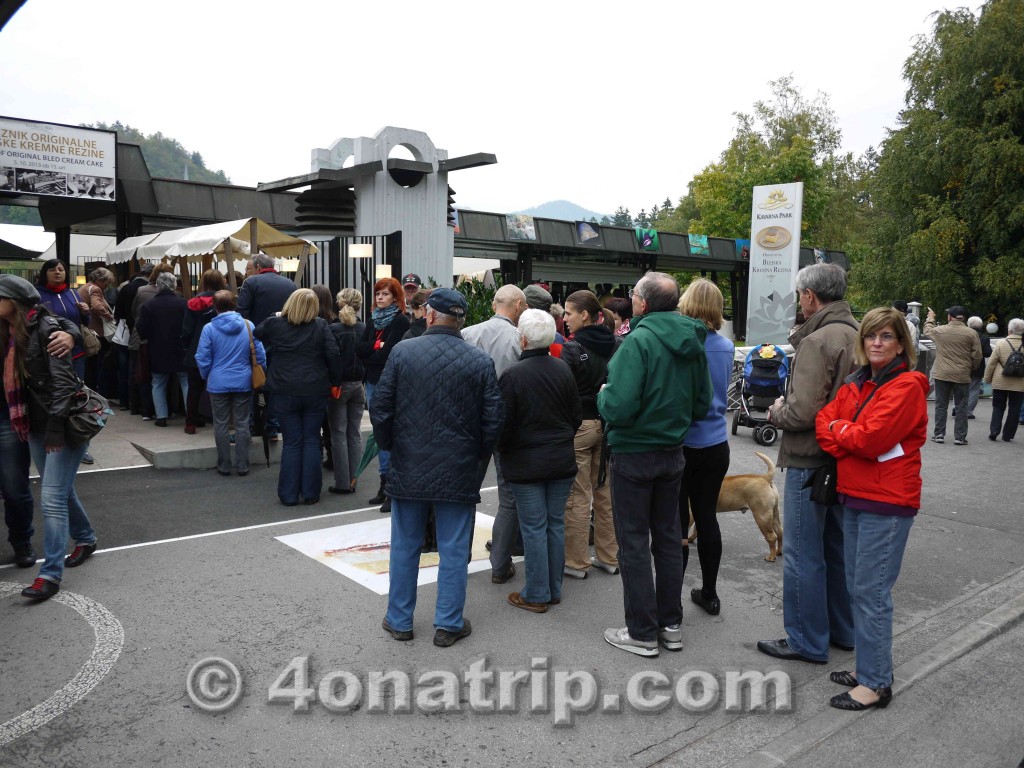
591, 557, 619, 575
563, 565, 588, 579
658, 624, 683, 651
604, 627, 659, 657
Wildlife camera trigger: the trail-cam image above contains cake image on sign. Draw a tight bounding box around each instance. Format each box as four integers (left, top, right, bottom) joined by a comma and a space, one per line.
755, 226, 792, 251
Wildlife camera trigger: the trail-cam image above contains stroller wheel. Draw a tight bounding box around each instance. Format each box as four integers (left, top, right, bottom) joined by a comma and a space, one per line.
731, 410, 739, 436
759, 424, 779, 446
753, 426, 764, 445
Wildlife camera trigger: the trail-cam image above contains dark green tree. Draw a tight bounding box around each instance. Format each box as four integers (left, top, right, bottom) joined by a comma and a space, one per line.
611, 206, 632, 227
863, 0, 1024, 318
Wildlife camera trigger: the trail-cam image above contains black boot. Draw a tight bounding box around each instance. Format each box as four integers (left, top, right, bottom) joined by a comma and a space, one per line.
379, 495, 392, 514
369, 474, 387, 505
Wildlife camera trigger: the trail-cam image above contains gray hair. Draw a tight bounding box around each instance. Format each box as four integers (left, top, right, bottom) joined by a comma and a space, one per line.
426, 305, 465, 329
795, 263, 847, 303
155, 272, 177, 291
88, 267, 114, 286
1008, 318, 1024, 336
252, 253, 275, 271
517, 308, 555, 349
967, 316, 983, 330
635, 271, 681, 313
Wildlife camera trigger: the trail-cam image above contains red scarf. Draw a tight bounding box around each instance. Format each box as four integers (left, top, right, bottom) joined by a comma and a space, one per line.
47, 282, 68, 292
4, 332, 29, 442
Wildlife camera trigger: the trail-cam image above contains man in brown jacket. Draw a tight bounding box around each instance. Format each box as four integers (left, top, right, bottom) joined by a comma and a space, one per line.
923, 305, 982, 445
758, 263, 859, 665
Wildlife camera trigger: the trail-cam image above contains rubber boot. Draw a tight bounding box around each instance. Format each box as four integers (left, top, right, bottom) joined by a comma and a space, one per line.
369, 474, 387, 505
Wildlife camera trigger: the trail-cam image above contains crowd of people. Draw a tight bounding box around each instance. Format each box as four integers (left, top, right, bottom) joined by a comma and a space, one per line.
10, 255, 1021, 715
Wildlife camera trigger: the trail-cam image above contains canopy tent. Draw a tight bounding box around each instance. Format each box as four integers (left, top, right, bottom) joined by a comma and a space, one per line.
105, 233, 160, 264
0, 237, 42, 261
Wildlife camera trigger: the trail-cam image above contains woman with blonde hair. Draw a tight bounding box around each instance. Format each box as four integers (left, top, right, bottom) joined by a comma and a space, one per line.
255, 288, 343, 506
326, 288, 367, 494
677, 278, 734, 615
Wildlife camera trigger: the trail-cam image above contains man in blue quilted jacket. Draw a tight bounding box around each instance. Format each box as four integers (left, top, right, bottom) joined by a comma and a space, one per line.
371, 288, 504, 648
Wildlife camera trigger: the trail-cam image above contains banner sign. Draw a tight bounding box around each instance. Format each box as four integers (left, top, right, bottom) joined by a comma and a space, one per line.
0, 116, 116, 201
575, 220, 603, 247
504, 214, 536, 241
746, 182, 803, 344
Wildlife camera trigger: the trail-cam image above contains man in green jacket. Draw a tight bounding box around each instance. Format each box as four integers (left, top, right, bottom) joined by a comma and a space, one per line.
597, 272, 711, 657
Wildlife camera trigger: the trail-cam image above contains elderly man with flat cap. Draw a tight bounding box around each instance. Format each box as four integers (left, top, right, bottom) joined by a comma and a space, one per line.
923, 304, 982, 445
371, 287, 504, 648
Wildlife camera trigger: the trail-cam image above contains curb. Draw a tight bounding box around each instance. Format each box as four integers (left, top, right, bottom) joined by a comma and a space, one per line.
731, 574, 1024, 768
131, 439, 282, 470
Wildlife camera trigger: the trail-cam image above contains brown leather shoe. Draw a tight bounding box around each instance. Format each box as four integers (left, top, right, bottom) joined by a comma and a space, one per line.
508, 592, 548, 613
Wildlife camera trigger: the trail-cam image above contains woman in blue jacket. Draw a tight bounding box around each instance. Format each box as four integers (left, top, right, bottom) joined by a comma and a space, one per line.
196, 291, 266, 477
36, 259, 88, 379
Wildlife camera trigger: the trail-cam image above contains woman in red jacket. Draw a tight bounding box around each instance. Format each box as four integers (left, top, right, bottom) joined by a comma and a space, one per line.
816, 307, 929, 711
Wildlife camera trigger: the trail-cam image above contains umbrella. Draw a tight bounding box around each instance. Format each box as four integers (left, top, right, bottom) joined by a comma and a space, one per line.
355, 432, 380, 478
252, 391, 271, 467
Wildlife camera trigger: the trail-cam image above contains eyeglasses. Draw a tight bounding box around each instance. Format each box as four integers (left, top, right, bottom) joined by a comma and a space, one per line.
629, 289, 643, 300
864, 332, 898, 343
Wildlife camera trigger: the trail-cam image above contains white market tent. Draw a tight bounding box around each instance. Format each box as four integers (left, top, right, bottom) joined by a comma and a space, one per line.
40, 234, 117, 265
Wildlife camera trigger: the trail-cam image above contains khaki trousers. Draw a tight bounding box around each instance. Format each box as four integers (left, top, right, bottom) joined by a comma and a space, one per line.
564, 419, 618, 570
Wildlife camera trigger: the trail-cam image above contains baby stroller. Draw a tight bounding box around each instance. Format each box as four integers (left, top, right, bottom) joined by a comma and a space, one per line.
731, 343, 790, 446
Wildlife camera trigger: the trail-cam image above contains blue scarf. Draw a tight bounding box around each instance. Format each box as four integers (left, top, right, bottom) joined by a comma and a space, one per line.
371, 304, 399, 330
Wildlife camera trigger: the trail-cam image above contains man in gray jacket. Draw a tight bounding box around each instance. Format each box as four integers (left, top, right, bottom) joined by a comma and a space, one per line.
924, 305, 983, 445
758, 263, 859, 665
462, 284, 527, 584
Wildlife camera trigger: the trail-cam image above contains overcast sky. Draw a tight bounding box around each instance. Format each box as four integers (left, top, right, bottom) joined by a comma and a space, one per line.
1, 0, 953, 217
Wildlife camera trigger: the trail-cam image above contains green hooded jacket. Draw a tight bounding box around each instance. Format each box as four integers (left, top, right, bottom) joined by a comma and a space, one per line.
597, 310, 712, 453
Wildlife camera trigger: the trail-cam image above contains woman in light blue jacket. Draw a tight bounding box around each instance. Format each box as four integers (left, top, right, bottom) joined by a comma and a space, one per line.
196, 291, 266, 476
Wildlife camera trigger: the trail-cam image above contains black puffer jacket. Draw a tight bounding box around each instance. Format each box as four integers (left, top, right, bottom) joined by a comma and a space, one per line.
496, 348, 581, 483
330, 320, 366, 383
24, 308, 85, 448
560, 324, 619, 420
255, 316, 343, 397
370, 326, 504, 504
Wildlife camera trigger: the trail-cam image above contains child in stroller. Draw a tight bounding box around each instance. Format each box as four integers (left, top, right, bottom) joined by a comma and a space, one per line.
731, 343, 789, 445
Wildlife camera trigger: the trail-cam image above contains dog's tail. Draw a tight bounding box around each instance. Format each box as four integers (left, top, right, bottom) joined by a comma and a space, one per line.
754, 451, 776, 480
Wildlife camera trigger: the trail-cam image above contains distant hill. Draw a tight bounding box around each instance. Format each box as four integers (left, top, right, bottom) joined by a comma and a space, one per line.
514, 200, 608, 222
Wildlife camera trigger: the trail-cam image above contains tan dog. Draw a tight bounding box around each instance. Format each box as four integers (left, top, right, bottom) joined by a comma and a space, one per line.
687, 451, 783, 562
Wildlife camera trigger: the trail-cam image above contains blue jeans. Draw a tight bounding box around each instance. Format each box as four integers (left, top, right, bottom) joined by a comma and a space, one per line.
510, 477, 573, 603
275, 393, 328, 503
933, 379, 968, 440
151, 371, 189, 419
27, 435, 95, 584
0, 410, 34, 548
782, 467, 854, 661
365, 382, 390, 475
843, 507, 914, 688
386, 499, 475, 632
609, 448, 686, 642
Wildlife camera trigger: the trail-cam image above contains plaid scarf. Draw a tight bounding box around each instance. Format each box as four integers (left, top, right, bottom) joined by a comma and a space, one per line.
4, 335, 29, 441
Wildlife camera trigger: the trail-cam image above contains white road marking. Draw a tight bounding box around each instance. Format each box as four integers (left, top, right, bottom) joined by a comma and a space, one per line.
0, 486, 499, 568
0, 582, 125, 746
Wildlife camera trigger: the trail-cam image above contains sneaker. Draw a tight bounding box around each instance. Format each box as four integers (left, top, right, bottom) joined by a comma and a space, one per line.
80, 451, 94, 465
591, 557, 619, 575
433, 619, 472, 648
155, 418, 167, 427
142, 415, 153, 421
13, 545, 36, 569
508, 591, 548, 613
382, 617, 413, 641
954, 438, 968, 446
22, 577, 60, 601
931, 435, 944, 444
658, 624, 683, 651
563, 565, 588, 580
65, 542, 97, 568
604, 627, 658, 657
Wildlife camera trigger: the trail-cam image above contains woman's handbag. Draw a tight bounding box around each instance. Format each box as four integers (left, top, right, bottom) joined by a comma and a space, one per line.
66, 384, 113, 445
79, 324, 102, 357
100, 316, 117, 342
246, 322, 266, 390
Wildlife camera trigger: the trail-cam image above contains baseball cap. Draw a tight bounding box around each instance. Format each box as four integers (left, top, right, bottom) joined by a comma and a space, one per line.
402, 273, 423, 288
426, 287, 467, 318
945, 305, 967, 319
0, 274, 41, 306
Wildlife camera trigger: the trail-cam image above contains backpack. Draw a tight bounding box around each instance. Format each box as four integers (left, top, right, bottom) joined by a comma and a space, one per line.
1002, 340, 1024, 377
